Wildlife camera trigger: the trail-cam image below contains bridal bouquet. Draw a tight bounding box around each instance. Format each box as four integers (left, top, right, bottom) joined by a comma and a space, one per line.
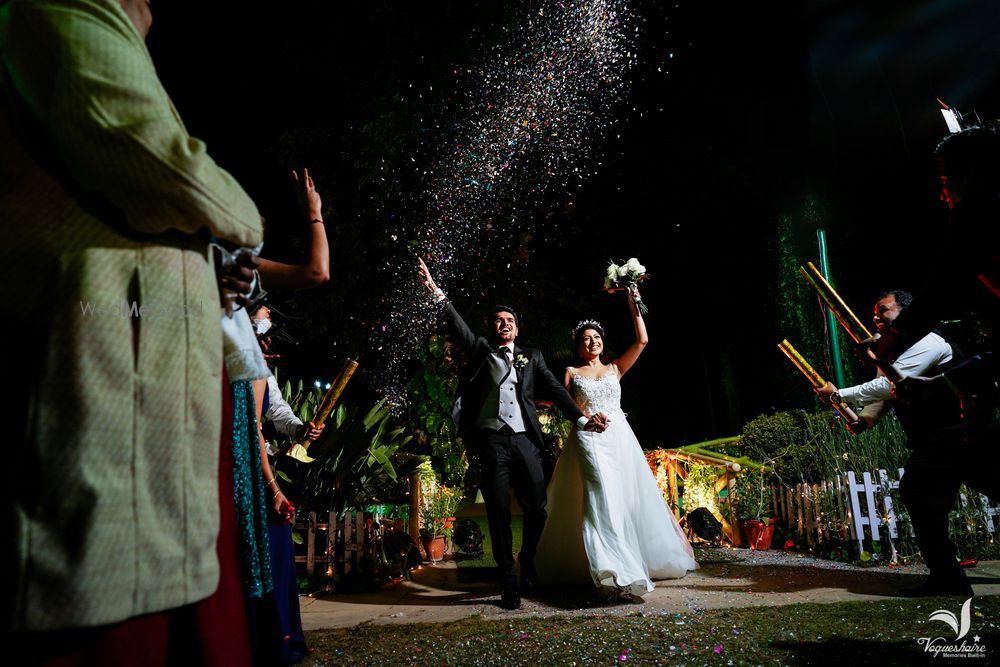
604, 258, 649, 314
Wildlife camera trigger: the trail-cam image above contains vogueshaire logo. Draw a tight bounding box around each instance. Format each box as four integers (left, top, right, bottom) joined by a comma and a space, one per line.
917, 597, 988, 659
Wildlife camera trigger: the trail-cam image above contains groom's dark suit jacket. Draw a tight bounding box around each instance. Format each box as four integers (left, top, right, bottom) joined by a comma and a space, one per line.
443, 302, 584, 449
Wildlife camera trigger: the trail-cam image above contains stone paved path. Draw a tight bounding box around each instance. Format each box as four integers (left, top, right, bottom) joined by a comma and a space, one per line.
300, 549, 1000, 630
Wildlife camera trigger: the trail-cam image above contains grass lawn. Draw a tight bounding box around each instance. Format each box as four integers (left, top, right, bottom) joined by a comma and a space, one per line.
303, 596, 1000, 665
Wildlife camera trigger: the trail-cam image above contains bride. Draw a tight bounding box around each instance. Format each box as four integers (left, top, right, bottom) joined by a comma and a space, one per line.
535, 286, 697, 597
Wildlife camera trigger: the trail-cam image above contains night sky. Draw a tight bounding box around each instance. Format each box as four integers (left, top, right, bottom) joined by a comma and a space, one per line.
148, 0, 1000, 447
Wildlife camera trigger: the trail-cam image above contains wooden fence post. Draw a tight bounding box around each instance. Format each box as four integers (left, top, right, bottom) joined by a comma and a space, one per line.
666, 458, 679, 518
409, 476, 421, 541
306, 511, 317, 574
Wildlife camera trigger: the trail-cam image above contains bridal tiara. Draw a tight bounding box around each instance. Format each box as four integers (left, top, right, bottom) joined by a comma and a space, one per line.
573, 319, 605, 340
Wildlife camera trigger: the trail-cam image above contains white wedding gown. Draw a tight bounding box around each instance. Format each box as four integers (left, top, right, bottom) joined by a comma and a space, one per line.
535, 366, 697, 595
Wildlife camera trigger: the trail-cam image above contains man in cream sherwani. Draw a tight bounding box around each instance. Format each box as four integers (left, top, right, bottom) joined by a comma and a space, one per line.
0, 0, 264, 648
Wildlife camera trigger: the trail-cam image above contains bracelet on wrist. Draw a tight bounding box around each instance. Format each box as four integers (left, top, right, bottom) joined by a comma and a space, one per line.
309, 218, 324, 225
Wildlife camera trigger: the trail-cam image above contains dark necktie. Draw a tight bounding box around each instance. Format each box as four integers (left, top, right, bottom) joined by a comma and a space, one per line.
499, 346, 512, 370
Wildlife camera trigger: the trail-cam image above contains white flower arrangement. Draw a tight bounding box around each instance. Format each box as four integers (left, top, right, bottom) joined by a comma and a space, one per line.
514, 353, 529, 370
603, 257, 649, 314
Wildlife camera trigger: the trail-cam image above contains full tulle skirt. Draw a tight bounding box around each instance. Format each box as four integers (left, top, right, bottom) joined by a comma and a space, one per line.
535, 415, 697, 596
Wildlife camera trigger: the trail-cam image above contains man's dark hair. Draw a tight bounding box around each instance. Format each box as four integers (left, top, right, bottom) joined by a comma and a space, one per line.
878, 290, 913, 310
488, 304, 519, 326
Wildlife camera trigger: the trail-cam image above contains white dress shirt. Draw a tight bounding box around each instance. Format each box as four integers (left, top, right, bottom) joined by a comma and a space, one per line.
838, 332, 953, 407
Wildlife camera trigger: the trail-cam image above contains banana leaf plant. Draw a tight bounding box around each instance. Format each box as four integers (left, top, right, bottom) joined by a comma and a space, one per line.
298, 398, 425, 519
267, 379, 425, 523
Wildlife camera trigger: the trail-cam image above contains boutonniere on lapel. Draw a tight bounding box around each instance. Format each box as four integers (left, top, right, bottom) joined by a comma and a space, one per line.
514, 354, 529, 370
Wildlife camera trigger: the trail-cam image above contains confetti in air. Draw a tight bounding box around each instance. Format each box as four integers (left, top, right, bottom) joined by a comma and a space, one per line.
372, 0, 638, 407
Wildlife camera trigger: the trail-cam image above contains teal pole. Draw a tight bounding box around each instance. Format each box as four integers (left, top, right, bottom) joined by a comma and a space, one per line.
816, 229, 846, 388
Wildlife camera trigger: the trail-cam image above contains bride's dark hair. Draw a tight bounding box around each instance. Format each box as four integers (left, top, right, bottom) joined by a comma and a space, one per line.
572, 319, 605, 346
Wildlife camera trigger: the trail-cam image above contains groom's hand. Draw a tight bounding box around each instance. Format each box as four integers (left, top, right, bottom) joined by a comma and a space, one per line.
583, 412, 609, 432
417, 256, 447, 304
417, 256, 437, 292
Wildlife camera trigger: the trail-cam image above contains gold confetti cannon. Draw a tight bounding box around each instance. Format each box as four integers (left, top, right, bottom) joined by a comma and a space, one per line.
798, 262, 902, 383
315, 358, 359, 425
286, 358, 359, 463
778, 339, 859, 422
799, 261, 872, 343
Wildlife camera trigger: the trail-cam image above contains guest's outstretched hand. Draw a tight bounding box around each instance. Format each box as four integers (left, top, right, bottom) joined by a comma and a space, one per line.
292, 168, 323, 223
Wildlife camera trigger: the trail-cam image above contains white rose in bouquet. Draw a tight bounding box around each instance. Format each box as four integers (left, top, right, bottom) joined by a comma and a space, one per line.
604, 263, 620, 288
602, 257, 650, 314
624, 257, 646, 276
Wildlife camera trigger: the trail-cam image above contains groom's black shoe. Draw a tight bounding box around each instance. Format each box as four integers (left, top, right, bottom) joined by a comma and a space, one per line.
499, 584, 521, 610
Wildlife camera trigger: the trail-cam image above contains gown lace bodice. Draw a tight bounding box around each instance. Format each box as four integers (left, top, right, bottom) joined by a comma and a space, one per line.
570, 369, 623, 417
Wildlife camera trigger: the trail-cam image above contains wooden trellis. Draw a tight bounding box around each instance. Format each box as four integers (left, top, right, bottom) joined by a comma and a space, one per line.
294, 510, 368, 575
659, 449, 744, 547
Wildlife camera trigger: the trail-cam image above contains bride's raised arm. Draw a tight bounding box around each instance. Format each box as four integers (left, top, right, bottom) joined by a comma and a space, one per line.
614, 285, 648, 377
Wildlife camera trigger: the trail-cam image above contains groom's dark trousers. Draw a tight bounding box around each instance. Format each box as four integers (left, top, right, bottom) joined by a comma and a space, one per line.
476, 427, 547, 587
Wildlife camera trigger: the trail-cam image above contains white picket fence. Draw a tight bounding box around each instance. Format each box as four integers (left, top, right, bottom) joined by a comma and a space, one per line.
770, 469, 1000, 561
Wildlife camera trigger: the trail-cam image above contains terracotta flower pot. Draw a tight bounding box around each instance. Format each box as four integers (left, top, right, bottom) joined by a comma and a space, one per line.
741, 519, 775, 551
422, 534, 446, 562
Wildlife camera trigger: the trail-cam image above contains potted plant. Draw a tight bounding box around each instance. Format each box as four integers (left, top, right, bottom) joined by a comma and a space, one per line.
418, 481, 463, 562
736, 466, 775, 550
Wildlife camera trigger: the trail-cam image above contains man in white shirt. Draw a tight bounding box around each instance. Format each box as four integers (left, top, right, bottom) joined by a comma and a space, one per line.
816, 290, 954, 433
817, 290, 979, 597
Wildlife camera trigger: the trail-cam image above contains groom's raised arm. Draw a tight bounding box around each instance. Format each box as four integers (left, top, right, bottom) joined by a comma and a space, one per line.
441, 301, 479, 352
418, 256, 479, 352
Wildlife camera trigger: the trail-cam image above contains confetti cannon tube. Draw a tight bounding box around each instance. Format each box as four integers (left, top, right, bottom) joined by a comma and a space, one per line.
314, 358, 359, 426
286, 358, 359, 463
777, 339, 859, 422
798, 262, 903, 383
799, 262, 872, 343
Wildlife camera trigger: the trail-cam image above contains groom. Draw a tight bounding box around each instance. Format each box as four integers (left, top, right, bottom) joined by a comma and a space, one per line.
418, 259, 608, 609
